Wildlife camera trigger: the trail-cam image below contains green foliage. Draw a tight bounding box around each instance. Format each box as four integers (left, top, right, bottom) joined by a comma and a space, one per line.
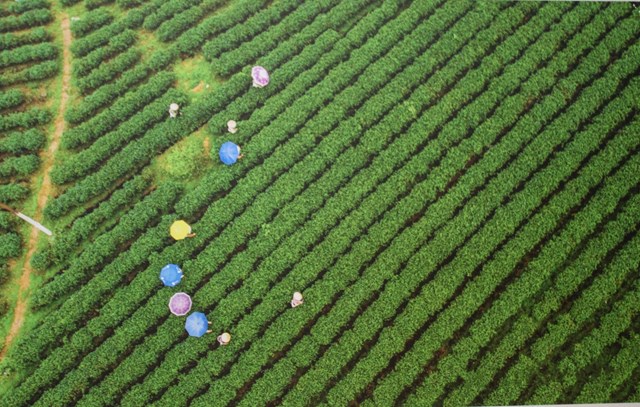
155, 0, 224, 42
209, 0, 345, 77
0, 89, 24, 111
0, 42, 57, 69
0, 183, 29, 203
159, 129, 207, 180
7, 0, 50, 15
202, 0, 299, 61
0, 154, 41, 178
61, 70, 176, 151
45, 175, 151, 266
142, 0, 202, 31
54, 89, 186, 184
0, 60, 58, 86
73, 30, 137, 78
65, 49, 175, 125
76, 48, 141, 95
0, 27, 50, 50
0, 0, 55, 328
70, 8, 113, 38
0, 232, 21, 260
0, 129, 46, 154
0, 9, 52, 33
0, 258, 10, 286
0, 211, 16, 231
575, 331, 640, 403
0, 298, 8, 318
0, 108, 51, 132
85, 0, 115, 11
34, 182, 182, 308
116, 0, 145, 9
70, 12, 144, 58
175, 0, 269, 56
3, 1, 640, 406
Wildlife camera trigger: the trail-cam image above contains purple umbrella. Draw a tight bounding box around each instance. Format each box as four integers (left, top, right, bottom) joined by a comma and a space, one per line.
251, 66, 269, 88
169, 292, 192, 316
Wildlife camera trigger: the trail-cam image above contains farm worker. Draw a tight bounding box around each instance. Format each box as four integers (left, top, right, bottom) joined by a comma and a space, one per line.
218, 332, 231, 345
219, 141, 244, 165
169, 103, 179, 118
291, 292, 304, 308
170, 220, 195, 240
227, 120, 238, 134
251, 66, 269, 88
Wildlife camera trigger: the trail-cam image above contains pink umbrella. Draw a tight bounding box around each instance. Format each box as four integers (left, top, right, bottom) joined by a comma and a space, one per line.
251, 66, 269, 88
169, 292, 192, 316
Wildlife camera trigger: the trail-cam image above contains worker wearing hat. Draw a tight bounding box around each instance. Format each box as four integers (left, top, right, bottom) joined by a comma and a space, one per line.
291, 292, 304, 308
218, 332, 231, 345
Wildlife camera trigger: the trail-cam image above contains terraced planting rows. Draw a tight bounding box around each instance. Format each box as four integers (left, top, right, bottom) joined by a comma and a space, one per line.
0, 0, 58, 278
0, 0, 638, 405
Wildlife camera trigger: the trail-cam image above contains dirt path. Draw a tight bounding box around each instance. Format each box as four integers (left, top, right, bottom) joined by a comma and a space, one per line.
0, 15, 71, 361
203, 135, 211, 156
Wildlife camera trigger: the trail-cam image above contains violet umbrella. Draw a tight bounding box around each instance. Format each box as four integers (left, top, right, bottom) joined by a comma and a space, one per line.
169, 292, 192, 316
251, 66, 269, 88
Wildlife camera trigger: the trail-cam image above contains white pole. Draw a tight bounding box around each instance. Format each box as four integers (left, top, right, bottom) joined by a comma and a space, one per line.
15, 212, 52, 236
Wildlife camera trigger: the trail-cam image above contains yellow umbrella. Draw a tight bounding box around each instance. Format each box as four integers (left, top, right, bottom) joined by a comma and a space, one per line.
170, 220, 193, 240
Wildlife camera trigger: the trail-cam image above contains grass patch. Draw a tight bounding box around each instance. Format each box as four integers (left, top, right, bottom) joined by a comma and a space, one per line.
137, 29, 164, 56
173, 54, 222, 103
153, 127, 214, 188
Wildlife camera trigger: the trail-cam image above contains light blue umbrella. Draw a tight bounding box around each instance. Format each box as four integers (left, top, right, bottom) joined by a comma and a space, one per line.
185, 312, 209, 337
219, 142, 240, 165
160, 264, 183, 287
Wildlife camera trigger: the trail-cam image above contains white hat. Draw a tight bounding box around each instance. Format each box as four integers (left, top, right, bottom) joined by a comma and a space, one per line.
293, 292, 303, 301
219, 332, 231, 343
227, 120, 237, 128
169, 103, 179, 110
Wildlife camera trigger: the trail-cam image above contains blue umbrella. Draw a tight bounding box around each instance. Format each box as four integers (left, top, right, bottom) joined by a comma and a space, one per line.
219, 142, 240, 165
160, 264, 183, 287
185, 312, 209, 337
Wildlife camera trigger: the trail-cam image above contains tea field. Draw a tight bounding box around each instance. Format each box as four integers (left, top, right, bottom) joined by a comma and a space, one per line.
0, 0, 639, 405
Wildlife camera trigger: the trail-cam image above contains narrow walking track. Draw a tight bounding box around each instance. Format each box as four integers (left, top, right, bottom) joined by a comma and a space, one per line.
0, 15, 72, 361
